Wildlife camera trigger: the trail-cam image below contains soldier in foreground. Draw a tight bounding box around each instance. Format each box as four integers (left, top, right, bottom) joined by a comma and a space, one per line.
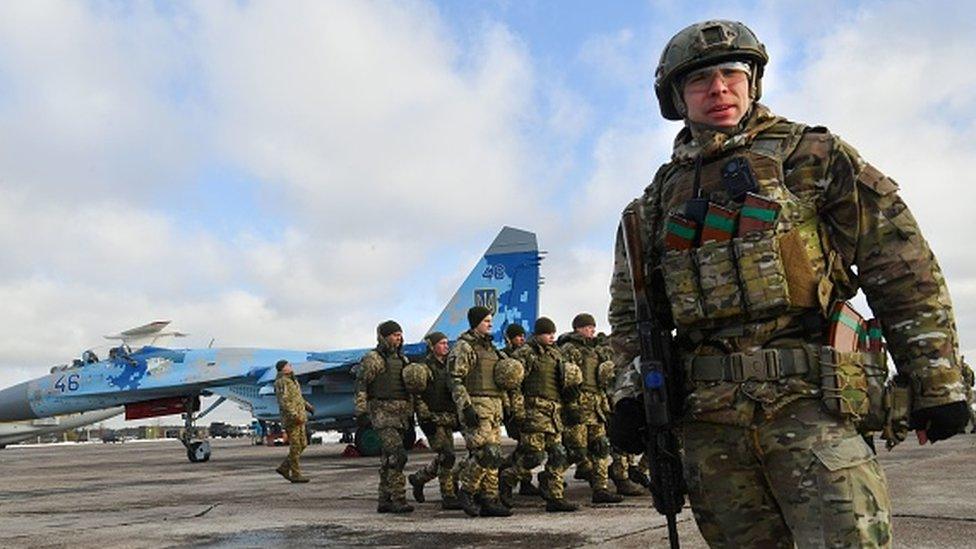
449, 306, 512, 517
500, 317, 579, 512
274, 359, 314, 483
405, 332, 462, 510
608, 20, 969, 547
559, 314, 625, 504
355, 320, 414, 514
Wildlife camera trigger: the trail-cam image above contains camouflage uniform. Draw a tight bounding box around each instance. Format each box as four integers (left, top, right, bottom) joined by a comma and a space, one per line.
559, 332, 620, 498
411, 352, 459, 501
274, 371, 309, 479
609, 96, 967, 547
449, 329, 507, 510
355, 339, 413, 509
500, 337, 572, 504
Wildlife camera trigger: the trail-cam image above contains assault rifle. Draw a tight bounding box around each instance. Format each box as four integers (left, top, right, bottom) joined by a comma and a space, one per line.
621, 209, 686, 549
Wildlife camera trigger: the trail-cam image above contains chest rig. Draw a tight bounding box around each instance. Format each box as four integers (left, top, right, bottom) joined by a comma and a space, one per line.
462, 333, 503, 397
523, 343, 561, 401
368, 350, 408, 400
656, 122, 831, 331
423, 357, 455, 413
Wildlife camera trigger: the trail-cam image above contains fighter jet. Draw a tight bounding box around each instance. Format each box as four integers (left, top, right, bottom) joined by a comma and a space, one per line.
0, 227, 541, 462
0, 407, 123, 448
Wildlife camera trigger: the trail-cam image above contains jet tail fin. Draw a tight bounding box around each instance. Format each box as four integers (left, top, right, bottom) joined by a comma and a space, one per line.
426, 226, 541, 346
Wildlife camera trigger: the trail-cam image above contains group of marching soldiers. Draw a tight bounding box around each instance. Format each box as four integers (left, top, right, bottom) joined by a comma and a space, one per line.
350, 306, 651, 516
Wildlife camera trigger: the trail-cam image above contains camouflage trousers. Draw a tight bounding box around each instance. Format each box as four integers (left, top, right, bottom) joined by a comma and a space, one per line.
682, 398, 891, 548
501, 431, 567, 500
459, 396, 504, 499
369, 399, 413, 504
415, 422, 457, 498
563, 422, 611, 491
282, 422, 307, 477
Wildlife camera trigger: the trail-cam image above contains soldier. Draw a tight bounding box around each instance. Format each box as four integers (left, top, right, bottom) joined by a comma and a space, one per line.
500, 317, 579, 512
558, 314, 626, 504
499, 322, 542, 498
449, 306, 512, 517
274, 359, 314, 483
405, 332, 462, 510
608, 20, 970, 547
355, 320, 414, 514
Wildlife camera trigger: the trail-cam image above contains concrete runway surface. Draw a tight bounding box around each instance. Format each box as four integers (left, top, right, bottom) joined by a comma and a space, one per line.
1, 434, 974, 548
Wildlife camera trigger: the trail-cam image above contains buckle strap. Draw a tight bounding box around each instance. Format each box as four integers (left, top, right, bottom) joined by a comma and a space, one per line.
690, 349, 811, 382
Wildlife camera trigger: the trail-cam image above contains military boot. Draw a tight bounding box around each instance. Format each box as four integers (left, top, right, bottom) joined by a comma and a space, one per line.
498, 473, 516, 508
408, 472, 426, 503
289, 474, 310, 483
457, 489, 481, 517
377, 497, 392, 513
275, 461, 291, 481
545, 498, 579, 513
613, 477, 646, 497
386, 500, 414, 514
518, 479, 542, 497
592, 489, 624, 504
537, 471, 553, 502
441, 495, 462, 510
479, 498, 513, 517
628, 466, 652, 489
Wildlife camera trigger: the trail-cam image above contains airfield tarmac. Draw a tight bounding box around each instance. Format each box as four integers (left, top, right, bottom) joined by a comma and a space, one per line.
0, 435, 974, 548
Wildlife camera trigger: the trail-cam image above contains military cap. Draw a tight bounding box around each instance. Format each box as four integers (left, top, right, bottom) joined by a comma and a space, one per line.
572, 313, 596, 329
505, 323, 526, 340
377, 320, 402, 337
534, 317, 556, 335
425, 331, 448, 348
467, 306, 491, 329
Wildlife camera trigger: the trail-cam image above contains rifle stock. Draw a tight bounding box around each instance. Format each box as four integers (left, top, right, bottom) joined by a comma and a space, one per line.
620, 209, 686, 549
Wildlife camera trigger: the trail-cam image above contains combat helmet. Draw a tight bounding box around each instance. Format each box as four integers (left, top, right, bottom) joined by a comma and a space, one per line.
401, 362, 430, 394
655, 20, 768, 120
494, 358, 525, 391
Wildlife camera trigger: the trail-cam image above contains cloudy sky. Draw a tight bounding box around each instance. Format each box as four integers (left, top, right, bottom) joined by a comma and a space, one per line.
1, 0, 973, 426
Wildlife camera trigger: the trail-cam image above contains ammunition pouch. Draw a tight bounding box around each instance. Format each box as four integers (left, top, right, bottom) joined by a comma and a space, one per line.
547, 441, 568, 469
819, 348, 888, 431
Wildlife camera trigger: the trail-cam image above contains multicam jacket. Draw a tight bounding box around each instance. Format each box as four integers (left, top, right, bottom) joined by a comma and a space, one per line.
274, 372, 307, 427
609, 104, 965, 426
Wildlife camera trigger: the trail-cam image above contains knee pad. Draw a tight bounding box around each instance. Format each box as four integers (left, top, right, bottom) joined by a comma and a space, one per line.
384, 447, 408, 469
476, 444, 503, 468
566, 445, 587, 465
520, 450, 546, 470
547, 443, 568, 469
589, 435, 611, 459
440, 451, 457, 469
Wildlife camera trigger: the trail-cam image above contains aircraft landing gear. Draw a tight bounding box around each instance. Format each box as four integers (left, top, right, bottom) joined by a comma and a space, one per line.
179, 396, 211, 463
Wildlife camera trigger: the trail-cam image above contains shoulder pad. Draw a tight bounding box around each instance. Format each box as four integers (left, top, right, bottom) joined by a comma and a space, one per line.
857, 163, 899, 196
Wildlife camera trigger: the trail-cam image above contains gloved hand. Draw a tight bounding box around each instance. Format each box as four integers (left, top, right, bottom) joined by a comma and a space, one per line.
609, 397, 647, 454
462, 405, 480, 428
356, 413, 371, 429
505, 415, 523, 440
910, 401, 970, 444
561, 385, 581, 402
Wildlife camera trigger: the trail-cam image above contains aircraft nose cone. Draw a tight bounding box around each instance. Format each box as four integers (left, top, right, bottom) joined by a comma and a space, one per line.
0, 380, 35, 421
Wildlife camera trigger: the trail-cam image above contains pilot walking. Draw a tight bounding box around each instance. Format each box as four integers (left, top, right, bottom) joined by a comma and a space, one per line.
274, 359, 314, 483
355, 320, 415, 514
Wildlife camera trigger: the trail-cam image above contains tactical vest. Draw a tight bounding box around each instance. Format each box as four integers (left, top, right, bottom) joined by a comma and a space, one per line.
423, 357, 455, 413
578, 345, 601, 393
368, 350, 408, 400
463, 335, 502, 397
657, 122, 831, 330
522, 344, 561, 401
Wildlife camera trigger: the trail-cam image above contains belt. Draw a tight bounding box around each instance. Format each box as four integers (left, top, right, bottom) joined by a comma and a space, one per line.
689, 348, 813, 382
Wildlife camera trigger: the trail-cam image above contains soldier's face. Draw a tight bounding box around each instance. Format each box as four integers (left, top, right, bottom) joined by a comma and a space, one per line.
432, 339, 449, 358
511, 334, 525, 348
281, 363, 293, 375
385, 332, 403, 347
476, 315, 493, 335
576, 325, 596, 339
682, 66, 751, 128
537, 332, 555, 345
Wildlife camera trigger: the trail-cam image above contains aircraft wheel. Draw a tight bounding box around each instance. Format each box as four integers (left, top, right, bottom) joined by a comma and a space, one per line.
354, 426, 381, 457
187, 440, 212, 463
